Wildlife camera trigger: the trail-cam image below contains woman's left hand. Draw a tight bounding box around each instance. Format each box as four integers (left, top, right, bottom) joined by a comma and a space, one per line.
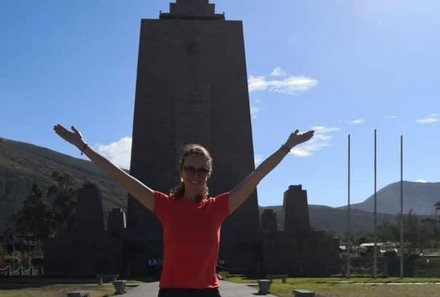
284, 129, 315, 149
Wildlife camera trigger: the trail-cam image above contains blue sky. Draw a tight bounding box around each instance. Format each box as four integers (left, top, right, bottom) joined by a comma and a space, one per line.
1, 0, 439, 207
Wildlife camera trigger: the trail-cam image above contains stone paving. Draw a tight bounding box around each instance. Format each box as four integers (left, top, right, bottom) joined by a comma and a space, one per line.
122, 280, 277, 297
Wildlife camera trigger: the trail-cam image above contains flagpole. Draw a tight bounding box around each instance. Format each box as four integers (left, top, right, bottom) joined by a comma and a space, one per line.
346, 134, 351, 277
373, 129, 378, 278
400, 135, 404, 278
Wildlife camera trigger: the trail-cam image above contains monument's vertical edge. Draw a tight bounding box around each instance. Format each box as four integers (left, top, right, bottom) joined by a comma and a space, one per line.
126, 0, 260, 275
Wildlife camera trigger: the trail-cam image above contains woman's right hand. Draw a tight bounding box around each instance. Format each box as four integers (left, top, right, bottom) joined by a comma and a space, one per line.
54, 123, 155, 211
53, 124, 86, 149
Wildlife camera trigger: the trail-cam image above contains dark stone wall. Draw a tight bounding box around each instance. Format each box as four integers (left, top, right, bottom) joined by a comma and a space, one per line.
262, 185, 340, 276
44, 232, 123, 277
43, 183, 124, 277
262, 209, 278, 234
75, 183, 104, 232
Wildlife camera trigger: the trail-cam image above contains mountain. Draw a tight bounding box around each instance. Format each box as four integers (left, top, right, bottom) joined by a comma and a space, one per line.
0, 137, 127, 232
260, 205, 397, 238
349, 181, 440, 216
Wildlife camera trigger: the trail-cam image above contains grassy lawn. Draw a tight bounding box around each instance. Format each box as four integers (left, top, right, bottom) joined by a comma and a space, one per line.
1, 276, 440, 297
225, 276, 440, 297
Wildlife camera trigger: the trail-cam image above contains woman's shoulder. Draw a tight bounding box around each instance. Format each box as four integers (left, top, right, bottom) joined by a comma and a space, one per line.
206, 192, 229, 204
153, 190, 174, 202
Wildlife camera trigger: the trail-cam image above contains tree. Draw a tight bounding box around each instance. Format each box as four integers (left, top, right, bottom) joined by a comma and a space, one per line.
404, 210, 422, 252
46, 171, 78, 235
14, 184, 50, 239
377, 221, 399, 243
9, 171, 79, 241
375, 211, 436, 253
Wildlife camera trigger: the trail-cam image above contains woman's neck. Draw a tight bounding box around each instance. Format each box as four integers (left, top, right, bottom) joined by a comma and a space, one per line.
183, 192, 203, 202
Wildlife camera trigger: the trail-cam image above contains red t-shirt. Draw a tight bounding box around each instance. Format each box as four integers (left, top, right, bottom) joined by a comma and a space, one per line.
153, 191, 230, 289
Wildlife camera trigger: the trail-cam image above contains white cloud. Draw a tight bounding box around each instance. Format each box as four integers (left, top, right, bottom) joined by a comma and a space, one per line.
290, 126, 340, 157
415, 179, 427, 183
270, 67, 286, 77
248, 67, 318, 94
290, 146, 313, 157
95, 136, 132, 169
416, 114, 439, 125
350, 118, 365, 125
248, 76, 268, 93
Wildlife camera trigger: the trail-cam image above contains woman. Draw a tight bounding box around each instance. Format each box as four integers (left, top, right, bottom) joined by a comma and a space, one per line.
53, 124, 314, 297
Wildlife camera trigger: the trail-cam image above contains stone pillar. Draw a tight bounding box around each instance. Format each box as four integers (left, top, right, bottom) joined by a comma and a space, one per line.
283, 185, 310, 236
127, 0, 259, 275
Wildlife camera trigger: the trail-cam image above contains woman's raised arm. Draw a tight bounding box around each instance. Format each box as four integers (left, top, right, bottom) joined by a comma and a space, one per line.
53, 124, 155, 211
228, 129, 314, 213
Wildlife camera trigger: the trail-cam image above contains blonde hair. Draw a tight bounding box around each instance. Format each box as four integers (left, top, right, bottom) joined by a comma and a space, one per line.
170, 144, 213, 201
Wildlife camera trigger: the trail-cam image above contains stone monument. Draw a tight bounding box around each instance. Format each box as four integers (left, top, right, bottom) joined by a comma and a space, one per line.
284, 185, 310, 236
44, 1, 340, 278
262, 185, 339, 276
126, 0, 260, 275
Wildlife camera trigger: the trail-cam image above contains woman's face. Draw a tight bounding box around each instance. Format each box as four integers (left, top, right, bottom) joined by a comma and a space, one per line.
180, 154, 210, 194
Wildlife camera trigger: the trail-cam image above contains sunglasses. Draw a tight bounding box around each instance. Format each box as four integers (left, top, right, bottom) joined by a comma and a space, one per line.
183, 166, 210, 176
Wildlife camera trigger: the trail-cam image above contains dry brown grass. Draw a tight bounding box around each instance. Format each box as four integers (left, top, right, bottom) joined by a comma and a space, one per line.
0, 283, 115, 297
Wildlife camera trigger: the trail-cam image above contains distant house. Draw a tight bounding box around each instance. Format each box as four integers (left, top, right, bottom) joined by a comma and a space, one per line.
359, 242, 398, 256
359, 242, 383, 256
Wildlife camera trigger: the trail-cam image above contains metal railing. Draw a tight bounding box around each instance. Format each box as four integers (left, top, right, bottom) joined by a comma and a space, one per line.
0, 265, 40, 276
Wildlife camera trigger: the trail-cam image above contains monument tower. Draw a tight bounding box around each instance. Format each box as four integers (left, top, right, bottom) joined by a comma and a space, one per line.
126, 0, 260, 275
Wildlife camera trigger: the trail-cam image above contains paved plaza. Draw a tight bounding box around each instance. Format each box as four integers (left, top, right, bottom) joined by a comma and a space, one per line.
123, 281, 276, 297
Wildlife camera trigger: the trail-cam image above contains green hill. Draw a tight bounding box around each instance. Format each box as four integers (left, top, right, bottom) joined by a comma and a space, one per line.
0, 137, 127, 232
350, 181, 440, 216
